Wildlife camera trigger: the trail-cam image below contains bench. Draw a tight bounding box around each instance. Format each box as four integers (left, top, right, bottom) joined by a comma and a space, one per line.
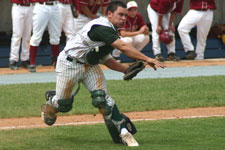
120, 38, 225, 62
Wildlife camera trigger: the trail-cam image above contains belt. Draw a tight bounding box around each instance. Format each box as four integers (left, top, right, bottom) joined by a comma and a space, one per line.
16, 3, 33, 6
60, 2, 71, 4
39, 1, 57, 5
66, 56, 85, 64
196, 9, 213, 11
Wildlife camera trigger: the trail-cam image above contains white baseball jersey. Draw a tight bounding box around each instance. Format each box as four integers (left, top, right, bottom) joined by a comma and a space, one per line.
64, 17, 113, 62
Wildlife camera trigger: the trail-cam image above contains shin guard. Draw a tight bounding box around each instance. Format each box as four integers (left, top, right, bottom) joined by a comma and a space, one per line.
104, 117, 121, 143
103, 104, 125, 143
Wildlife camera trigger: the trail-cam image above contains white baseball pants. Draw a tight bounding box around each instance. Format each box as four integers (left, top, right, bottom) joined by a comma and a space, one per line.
30, 3, 60, 46
58, 3, 76, 41
74, 14, 92, 34
147, 5, 175, 56
112, 34, 149, 58
10, 4, 33, 62
53, 50, 115, 108
178, 10, 213, 60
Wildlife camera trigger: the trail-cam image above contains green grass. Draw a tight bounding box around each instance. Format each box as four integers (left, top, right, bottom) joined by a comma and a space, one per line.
0, 117, 225, 150
0, 75, 225, 118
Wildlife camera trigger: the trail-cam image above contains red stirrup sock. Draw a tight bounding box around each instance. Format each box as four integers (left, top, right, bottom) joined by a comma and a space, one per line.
50, 44, 60, 66
30, 45, 38, 65
50, 44, 60, 57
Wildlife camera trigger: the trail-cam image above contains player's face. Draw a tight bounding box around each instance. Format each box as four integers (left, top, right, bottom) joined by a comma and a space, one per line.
108, 7, 127, 28
128, 7, 138, 18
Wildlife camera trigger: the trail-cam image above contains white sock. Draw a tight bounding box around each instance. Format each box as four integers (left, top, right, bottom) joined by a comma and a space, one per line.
120, 128, 128, 135
51, 96, 59, 108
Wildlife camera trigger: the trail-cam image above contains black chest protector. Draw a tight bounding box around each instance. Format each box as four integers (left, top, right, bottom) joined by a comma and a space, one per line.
85, 44, 115, 65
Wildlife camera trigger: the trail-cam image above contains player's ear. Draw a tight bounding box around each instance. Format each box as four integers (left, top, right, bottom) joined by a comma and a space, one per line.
107, 10, 113, 17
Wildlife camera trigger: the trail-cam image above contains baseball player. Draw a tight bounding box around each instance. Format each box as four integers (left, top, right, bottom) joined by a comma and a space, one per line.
9, 0, 34, 70
73, 0, 110, 34
112, 1, 150, 60
41, 1, 165, 147
58, 0, 78, 41
178, 0, 216, 60
147, 0, 184, 62
28, 0, 60, 72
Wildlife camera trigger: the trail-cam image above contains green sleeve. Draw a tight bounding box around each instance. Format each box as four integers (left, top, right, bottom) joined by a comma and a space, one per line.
88, 25, 120, 45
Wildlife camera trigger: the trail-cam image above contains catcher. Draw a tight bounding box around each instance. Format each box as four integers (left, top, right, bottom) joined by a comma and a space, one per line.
41, 1, 165, 147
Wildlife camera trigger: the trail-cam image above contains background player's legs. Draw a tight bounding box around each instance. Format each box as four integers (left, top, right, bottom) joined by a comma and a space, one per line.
9, 4, 25, 69
59, 3, 76, 41
160, 13, 176, 55
178, 10, 199, 53
74, 14, 91, 34
30, 4, 50, 67
133, 34, 149, 52
20, 6, 33, 66
112, 37, 133, 58
147, 5, 161, 56
48, 4, 60, 66
195, 11, 213, 60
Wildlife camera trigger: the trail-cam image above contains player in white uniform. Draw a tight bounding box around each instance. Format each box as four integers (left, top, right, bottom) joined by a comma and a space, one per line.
29, 0, 60, 72
178, 0, 216, 60
9, 0, 34, 70
41, 1, 165, 147
147, 0, 184, 62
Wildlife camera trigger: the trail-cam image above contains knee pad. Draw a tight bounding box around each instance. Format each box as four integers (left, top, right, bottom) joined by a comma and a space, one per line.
57, 97, 74, 113
91, 90, 111, 116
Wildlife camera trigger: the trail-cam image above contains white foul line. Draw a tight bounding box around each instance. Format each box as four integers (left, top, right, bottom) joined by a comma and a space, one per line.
0, 114, 225, 130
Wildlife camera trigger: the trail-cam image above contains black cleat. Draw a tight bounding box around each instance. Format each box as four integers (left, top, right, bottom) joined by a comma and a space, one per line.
9, 61, 18, 70
155, 54, 165, 62
21, 60, 30, 68
28, 65, 36, 73
167, 53, 180, 61
185, 51, 197, 60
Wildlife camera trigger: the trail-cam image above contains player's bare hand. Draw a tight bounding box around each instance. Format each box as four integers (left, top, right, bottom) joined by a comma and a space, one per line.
168, 25, 175, 33
143, 26, 149, 35
156, 26, 163, 34
146, 58, 166, 70
139, 25, 147, 34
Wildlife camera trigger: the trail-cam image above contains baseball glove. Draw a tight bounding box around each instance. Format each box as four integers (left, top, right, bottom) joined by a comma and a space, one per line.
123, 61, 145, 80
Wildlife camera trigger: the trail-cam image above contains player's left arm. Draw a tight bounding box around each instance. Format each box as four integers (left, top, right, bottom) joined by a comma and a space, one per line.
168, 13, 176, 33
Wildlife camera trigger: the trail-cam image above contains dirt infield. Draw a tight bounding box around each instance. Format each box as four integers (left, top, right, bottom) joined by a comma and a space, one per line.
0, 107, 225, 130
1, 58, 225, 75
0, 59, 225, 130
